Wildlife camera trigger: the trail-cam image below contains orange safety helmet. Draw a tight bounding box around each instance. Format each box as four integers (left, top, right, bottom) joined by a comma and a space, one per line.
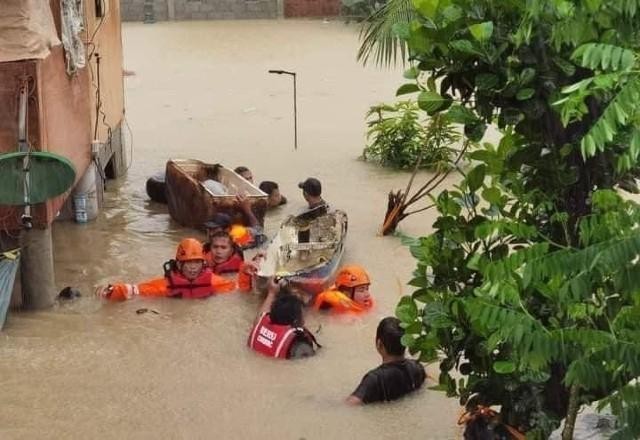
335, 265, 370, 288
176, 238, 205, 262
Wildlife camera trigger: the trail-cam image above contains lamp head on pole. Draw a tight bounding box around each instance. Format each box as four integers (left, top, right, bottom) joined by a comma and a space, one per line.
268, 69, 296, 76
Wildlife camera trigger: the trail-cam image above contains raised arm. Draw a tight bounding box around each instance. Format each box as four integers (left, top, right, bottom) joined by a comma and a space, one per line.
255, 278, 280, 323
99, 277, 169, 301
236, 194, 259, 228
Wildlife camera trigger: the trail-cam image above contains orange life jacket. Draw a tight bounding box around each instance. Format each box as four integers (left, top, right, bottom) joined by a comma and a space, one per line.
312, 289, 373, 314
248, 313, 317, 359
205, 251, 244, 274
164, 263, 215, 299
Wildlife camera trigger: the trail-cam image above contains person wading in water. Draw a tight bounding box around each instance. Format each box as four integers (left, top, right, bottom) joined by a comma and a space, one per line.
99, 238, 234, 301
347, 317, 426, 404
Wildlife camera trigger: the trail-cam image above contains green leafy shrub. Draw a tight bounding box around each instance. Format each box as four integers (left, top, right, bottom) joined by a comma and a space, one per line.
363, 101, 458, 170
361, 0, 640, 438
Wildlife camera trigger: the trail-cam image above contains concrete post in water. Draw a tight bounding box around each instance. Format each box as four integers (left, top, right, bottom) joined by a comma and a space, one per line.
143, 0, 155, 23
277, 0, 284, 18
167, 0, 175, 20
19, 227, 55, 309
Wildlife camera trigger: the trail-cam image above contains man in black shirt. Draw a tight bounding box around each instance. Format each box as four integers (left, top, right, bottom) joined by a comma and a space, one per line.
298, 177, 328, 211
347, 317, 426, 405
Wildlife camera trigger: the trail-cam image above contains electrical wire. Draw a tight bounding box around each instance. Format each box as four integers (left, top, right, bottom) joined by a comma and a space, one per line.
86, 0, 107, 60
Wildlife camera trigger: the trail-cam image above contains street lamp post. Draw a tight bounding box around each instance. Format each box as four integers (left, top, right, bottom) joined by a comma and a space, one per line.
268, 70, 297, 150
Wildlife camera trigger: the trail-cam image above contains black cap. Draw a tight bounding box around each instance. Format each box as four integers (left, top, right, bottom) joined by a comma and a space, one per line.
298, 177, 322, 197
204, 213, 231, 229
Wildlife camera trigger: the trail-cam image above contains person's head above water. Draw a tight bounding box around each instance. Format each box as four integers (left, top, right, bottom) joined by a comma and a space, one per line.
298, 177, 324, 208
175, 238, 206, 281
298, 177, 321, 198
335, 265, 372, 307
234, 166, 253, 183
209, 231, 235, 263
204, 213, 232, 236
259, 180, 287, 208
375, 317, 406, 358
270, 287, 305, 328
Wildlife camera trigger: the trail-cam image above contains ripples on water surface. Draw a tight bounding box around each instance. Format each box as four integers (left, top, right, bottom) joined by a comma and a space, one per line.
0, 20, 461, 439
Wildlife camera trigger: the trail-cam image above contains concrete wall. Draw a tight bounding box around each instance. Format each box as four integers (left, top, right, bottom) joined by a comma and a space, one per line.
121, 0, 279, 21
284, 0, 341, 17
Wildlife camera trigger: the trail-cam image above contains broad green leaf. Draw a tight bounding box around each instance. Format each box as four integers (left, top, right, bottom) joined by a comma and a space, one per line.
466, 164, 486, 192
396, 83, 421, 96
446, 104, 478, 124
401, 334, 416, 349
520, 68, 536, 85
516, 88, 535, 100
476, 73, 500, 90
396, 296, 419, 322
493, 361, 516, 374
442, 5, 463, 22
468, 150, 495, 163
403, 66, 420, 79
468, 21, 494, 42
482, 187, 502, 205
418, 91, 450, 113
449, 39, 479, 55
412, 0, 440, 18
465, 121, 487, 142
553, 57, 576, 76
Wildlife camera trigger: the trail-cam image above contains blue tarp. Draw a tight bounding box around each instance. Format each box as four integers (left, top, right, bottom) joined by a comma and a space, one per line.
0, 250, 19, 331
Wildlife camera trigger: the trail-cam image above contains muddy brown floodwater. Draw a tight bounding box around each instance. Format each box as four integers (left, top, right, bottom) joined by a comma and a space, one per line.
0, 20, 462, 439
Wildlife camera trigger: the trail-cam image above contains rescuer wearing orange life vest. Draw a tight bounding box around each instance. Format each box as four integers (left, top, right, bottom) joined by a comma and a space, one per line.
313, 265, 374, 314
203, 231, 245, 274
248, 278, 320, 359
98, 238, 235, 301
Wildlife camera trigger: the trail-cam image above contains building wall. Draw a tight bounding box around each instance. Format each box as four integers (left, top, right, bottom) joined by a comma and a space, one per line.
284, 0, 341, 17
0, 0, 125, 231
82, 0, 126, 151
120, 0, 279, 21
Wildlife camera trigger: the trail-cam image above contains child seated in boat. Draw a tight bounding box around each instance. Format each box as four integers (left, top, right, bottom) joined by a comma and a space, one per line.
98, 238, 235, 301
248, 278, 320, 359
312, 265, 374, 314
204, 231, 244, 274
204, 199, 266, 250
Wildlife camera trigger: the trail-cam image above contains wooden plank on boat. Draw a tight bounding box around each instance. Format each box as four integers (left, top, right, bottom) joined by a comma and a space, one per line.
165, 159, 268, 229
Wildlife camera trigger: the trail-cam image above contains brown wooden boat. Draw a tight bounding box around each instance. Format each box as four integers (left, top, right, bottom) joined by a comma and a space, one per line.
165, 159, 268, 229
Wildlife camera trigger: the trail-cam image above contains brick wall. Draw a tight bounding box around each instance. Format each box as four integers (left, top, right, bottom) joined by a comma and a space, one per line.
284, 0, 341, 17
120, 0, 279, 21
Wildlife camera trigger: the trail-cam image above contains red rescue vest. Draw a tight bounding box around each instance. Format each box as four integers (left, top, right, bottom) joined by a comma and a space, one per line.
248, 313, 317, 359
207, 252, 244, 274
165, 266, 214, 299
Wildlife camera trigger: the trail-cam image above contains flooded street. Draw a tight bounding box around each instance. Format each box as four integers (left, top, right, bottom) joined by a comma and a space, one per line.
1, 20, 460, 439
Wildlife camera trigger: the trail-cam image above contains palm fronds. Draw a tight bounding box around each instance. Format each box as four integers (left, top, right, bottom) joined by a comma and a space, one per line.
356, 0, 416, 67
